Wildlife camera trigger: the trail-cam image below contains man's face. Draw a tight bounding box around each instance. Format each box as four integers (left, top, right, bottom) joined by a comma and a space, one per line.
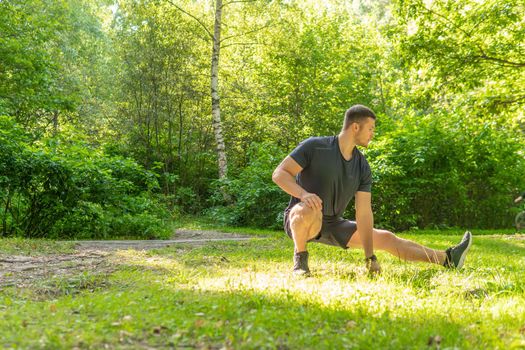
355, 117, 376, 147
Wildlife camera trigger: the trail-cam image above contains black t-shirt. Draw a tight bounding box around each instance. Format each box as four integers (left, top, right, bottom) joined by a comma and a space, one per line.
287, 136, 372, 218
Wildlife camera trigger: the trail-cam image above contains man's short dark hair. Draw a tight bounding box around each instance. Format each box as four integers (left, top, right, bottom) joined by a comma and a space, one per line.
343, 104, 376, 130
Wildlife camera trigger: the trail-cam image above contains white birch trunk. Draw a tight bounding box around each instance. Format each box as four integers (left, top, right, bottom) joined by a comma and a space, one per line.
211, 0, 228, 180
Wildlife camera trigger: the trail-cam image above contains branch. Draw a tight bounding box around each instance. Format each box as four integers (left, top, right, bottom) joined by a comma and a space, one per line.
423, 4, 525, 68
221, 42, 263, 49
220, 22, 271, 43
471, 54, 525, 68
492, 94, 525, 106
419, 4, 486, 56
165, 0, 213, 40
419, 5, 525, 69
421, 5, 471, 38
223, 0, 258, 7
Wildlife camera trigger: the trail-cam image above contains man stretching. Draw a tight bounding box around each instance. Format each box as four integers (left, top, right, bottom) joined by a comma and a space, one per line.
272, 105, 472, 275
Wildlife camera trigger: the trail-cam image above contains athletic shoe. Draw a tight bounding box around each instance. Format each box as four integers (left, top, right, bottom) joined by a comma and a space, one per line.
444, 231, 472, 269
293, 251, 310, 276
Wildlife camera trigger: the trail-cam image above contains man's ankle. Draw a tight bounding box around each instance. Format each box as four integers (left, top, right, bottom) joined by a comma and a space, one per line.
293, 251, 310, 275
442, 248, 452, 267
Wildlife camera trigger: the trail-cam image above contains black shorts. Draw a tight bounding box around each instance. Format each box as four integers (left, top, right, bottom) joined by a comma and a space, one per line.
283, 207, 357, 249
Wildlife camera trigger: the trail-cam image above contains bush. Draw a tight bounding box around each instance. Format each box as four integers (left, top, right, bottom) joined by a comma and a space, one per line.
0, 116, 171, 239
205, 142, 289, 229
366, 112, 525, 230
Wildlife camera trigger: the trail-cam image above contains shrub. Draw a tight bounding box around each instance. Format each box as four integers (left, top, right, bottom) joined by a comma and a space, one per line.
206, 142, 289, 229
366, 112, 525, 230
0, 116, 170, 239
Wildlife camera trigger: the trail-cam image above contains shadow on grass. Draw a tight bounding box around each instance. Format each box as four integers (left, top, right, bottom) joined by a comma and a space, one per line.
133, 285, 473, 350
0, 277, 476, 350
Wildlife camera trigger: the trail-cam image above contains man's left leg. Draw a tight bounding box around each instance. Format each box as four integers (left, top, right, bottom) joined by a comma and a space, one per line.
286, 203, 323, 275
348, 228, 472, 268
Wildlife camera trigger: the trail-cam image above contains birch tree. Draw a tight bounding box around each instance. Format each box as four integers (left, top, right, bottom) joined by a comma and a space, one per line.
168, 0, 228, 180
210, 0, 227, 179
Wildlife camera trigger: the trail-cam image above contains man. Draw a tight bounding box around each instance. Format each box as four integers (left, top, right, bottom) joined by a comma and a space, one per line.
272, 104, 472, 275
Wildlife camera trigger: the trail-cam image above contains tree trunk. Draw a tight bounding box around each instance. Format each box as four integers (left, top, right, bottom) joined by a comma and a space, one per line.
211, 0, 228, 180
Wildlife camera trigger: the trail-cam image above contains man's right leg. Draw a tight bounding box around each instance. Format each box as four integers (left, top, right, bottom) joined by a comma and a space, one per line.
348, 228, 472, 268
288, 203, 322, 275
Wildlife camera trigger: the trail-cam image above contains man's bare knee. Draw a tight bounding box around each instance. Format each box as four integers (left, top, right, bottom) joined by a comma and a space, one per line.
289, 203, 322, 240
290, 202, 322, 222
374, 229, 399, 249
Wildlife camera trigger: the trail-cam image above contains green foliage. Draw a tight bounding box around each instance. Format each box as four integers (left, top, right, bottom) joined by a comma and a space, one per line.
255, 6, 387, 148
2, 0, 525, 234
367, 112, 525, 230
0, 0, 111, 131
394, 0, 525, 115
110, 0, 219, 207
206, 142, 288, 228
0, 117, 170, 239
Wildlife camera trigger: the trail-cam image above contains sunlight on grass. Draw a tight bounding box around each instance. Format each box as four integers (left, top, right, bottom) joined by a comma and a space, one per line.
115, 249, 184, 270
2, 233, 524, 349
114, 243, 524, 332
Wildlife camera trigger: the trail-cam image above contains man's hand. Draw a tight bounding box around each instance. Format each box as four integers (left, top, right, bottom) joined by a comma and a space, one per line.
368, 260, 381, 274
300, 192, 322, 211
515, 196, 523, 203
365, 255, 381, 274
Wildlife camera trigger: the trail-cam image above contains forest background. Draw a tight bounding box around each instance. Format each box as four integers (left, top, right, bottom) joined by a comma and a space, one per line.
1, 0, 524, 239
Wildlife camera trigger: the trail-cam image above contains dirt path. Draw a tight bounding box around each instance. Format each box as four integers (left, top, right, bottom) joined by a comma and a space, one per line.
73, 229, 255, 250
0, 229, 256, 289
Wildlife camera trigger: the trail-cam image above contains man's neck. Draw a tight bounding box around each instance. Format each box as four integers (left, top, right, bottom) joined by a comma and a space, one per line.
337, 131, 356, 161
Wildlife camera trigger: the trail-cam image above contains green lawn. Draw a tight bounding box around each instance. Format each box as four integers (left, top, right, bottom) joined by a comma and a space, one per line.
1, 230, 524, 349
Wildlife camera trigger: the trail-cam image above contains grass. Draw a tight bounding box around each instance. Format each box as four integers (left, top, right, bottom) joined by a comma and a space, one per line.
0, 236, 76, 255
1, 229, 524, 349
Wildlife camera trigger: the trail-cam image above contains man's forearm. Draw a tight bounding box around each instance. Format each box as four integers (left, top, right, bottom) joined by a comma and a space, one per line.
272, 169, 305, 199
357, 211, 374, 258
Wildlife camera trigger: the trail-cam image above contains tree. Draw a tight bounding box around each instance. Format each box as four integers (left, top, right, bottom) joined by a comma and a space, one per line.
166, 0, 229, 180
393, 0, 525, 120
167, 0, 271, 182
0, 0, 112, 134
